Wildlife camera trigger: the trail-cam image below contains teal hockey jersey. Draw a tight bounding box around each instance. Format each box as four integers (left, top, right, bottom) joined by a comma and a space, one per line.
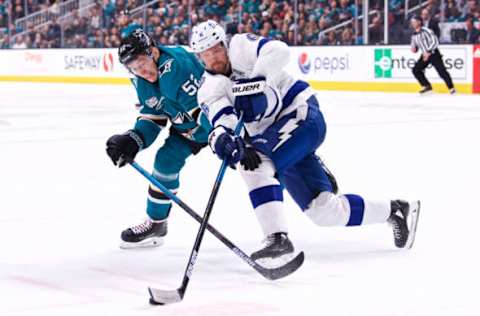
131, 46, 211, 148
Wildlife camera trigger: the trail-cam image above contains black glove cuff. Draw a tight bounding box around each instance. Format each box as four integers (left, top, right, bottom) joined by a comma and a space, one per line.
125, 130, 145, 150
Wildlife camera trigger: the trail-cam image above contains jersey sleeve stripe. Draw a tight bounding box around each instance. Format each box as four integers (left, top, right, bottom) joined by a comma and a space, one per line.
138, 116, 168, 127
256, 38, 271, 57
281, 80, 310, 110
263, 87, 280, 119
211, 106, 235, 127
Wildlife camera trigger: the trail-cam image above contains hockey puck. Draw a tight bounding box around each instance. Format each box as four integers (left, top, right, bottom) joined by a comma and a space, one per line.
149, 298, 164, 305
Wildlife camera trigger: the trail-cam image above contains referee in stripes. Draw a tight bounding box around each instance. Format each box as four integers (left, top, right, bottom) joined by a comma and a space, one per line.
410, 15, 455, 94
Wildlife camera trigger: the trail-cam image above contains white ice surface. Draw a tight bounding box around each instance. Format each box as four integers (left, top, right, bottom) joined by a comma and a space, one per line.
1, 83, 479, 316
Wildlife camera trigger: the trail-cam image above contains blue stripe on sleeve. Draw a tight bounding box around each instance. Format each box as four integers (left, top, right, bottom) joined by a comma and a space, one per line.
257, 38, 271, 56
281, 80, 309, 110
345, 194, 365, 226
211, 106, 235, 127
249, 185, 283, 208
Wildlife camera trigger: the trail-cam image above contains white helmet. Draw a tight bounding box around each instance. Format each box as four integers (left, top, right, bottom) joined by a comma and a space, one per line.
190, 20, 227, 53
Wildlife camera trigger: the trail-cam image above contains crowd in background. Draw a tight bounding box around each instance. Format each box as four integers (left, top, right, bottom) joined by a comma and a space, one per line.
0, 0, 479, 49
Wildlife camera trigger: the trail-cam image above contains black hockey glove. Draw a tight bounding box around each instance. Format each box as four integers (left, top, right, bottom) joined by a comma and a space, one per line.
106, 130, 144, 167
240, 147, 261, 171
209, 126, 245, 169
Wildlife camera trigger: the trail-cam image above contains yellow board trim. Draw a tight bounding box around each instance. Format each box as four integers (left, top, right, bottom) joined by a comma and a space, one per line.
308, 81, 473, 94
0, 75, 131, 85
0, 76, 474, 94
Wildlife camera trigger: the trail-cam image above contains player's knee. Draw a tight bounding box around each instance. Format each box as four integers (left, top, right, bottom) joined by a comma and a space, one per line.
154, 152, 185, 176
154, 143, 189, 172
304, 192, 349, 226
239, 154, 278, 189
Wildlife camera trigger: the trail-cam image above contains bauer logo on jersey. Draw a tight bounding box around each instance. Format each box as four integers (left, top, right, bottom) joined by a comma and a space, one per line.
298, 52, 311, 74
232, 80, 266, 96
246, 33, 258, 41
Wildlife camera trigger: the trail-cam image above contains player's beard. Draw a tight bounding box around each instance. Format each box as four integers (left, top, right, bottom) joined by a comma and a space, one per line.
211, 60, 230, 76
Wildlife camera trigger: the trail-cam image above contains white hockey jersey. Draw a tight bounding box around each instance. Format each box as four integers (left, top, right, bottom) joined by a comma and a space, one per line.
197, 33, 316, 137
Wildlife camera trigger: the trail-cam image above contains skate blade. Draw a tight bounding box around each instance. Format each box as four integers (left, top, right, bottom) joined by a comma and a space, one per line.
420, 90, 433, 96
406, 201, 421, 249
255, 252, 296, 269
120, 237, 164, 250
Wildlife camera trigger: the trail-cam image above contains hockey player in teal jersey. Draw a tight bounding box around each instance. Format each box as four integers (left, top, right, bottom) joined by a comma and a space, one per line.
106, 27, 211, 249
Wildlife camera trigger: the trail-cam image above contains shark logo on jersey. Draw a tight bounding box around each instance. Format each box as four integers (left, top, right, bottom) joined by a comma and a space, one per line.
145, 96, 159, 108
145, 96, 165, 110
158, 59, 173, 78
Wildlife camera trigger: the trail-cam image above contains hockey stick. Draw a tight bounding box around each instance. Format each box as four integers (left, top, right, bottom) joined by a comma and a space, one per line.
131, 161, 304, 283
131, 123, 303, 305
149, 120, 248, 304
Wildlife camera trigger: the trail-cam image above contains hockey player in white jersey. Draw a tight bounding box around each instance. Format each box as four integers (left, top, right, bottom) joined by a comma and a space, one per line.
190, 20, 420, 262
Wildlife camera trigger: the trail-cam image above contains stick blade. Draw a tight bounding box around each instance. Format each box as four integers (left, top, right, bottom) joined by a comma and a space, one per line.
148, 287, 183, 305
258, 251, 305, 281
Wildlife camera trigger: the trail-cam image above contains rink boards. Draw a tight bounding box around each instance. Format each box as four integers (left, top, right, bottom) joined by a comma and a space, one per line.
0, 44, 479, 94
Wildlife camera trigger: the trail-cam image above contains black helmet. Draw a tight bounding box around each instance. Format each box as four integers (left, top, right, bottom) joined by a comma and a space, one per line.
118, 28, 154, 65
410, 15, 423, 25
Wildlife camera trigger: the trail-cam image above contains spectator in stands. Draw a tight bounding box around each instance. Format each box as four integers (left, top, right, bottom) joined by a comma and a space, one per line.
16, 0, 480, 49
102, 0, 115, 28
26, 0, 39, 15
11, 34, 27, 48
338, 0, 355, 22
25, 22, 35, 42
14, 1, 24, 20
341, 27, 355, 45
0, 34, 9, 48
473, 7, 480, 20
446, 0, 463, 21
0, 0, 8, 29
465, 15, 480, 42
0, 14, 6, 28
0, 0, 6, 17
48, 18, 61, 47
369, 12, 384, 44
32, 32, 44, 48
325, 30, 339, 45
49, 0, 59, 16
389, 0, 405, 17
421, 8, 441, 37
462, 0, 478, 19
389, 12, 408, 44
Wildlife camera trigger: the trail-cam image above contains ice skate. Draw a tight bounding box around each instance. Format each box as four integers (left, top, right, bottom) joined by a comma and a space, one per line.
120, 218, 167, 249
318, 156, 339, 194
388, 200, 420, 249
251, 232, 295, 268
419, 86, 433, 95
